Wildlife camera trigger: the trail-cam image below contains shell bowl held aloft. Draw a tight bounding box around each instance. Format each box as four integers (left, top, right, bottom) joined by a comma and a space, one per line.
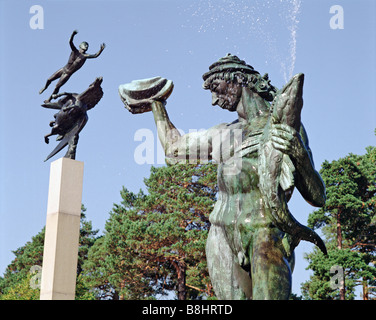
119, 76, 174, 114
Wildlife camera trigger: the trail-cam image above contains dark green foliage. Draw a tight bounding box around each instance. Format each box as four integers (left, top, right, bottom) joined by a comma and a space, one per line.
0, 230, 45, 300
82, 162, 217, 300
0, 206, 99, 300
302, 143, 376, 300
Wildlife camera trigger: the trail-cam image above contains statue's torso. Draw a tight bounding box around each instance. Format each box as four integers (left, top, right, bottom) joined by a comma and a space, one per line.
209, 118, 276, 257
65, 51, 86, 73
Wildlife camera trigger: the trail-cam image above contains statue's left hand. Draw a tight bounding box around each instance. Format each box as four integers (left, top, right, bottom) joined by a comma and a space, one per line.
270, 123, 301, 157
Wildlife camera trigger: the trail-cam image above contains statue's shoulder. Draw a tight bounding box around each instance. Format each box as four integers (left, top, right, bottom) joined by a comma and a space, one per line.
206, 120, 241, 134
223, 119, 241, 129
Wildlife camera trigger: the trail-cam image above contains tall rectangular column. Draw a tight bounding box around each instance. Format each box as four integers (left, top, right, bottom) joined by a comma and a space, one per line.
40, 157, 84, 300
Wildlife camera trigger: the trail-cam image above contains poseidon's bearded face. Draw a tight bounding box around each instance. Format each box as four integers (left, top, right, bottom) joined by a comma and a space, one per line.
208, 78, 242, 112
202, 54, 277, 108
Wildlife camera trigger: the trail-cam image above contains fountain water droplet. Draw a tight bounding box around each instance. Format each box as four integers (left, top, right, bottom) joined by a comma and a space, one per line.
182, 0, 301, 83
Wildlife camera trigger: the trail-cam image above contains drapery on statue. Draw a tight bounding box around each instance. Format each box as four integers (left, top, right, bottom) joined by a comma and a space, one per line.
42, 77, 103, 162
39, 30, 105, 103
119, 54, 326, 300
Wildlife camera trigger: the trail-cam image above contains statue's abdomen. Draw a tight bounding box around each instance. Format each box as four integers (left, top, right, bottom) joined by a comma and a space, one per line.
209, 157, 272, 256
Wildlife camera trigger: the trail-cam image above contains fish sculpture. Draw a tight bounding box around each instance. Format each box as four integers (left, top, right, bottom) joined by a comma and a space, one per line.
258, 73, 327, 255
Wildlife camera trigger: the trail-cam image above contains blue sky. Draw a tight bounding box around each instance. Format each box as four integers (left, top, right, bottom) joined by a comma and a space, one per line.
0, 0, 375, 298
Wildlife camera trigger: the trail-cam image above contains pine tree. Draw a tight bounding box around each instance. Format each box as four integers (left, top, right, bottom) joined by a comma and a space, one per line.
81, 192, 161, 300
82, 162, 217, 300
0, 206, 99, 300
140, 163, 217, 300
302, 144, 376, 300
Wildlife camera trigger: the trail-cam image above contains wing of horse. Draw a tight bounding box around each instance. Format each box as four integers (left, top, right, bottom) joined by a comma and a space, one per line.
44, 114, 88, 162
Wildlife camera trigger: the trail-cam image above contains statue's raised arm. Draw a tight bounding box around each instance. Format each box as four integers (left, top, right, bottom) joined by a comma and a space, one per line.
119, 77, 221, 164
85, 43, 106, 59
69, 30, 78, 52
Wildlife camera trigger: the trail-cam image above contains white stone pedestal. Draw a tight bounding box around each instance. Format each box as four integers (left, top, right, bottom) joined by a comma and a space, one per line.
40, 157, 84, 300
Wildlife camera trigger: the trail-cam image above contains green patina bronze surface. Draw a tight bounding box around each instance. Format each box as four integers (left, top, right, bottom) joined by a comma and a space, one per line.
120, 53, 327, 300
40, 30, 105, 162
